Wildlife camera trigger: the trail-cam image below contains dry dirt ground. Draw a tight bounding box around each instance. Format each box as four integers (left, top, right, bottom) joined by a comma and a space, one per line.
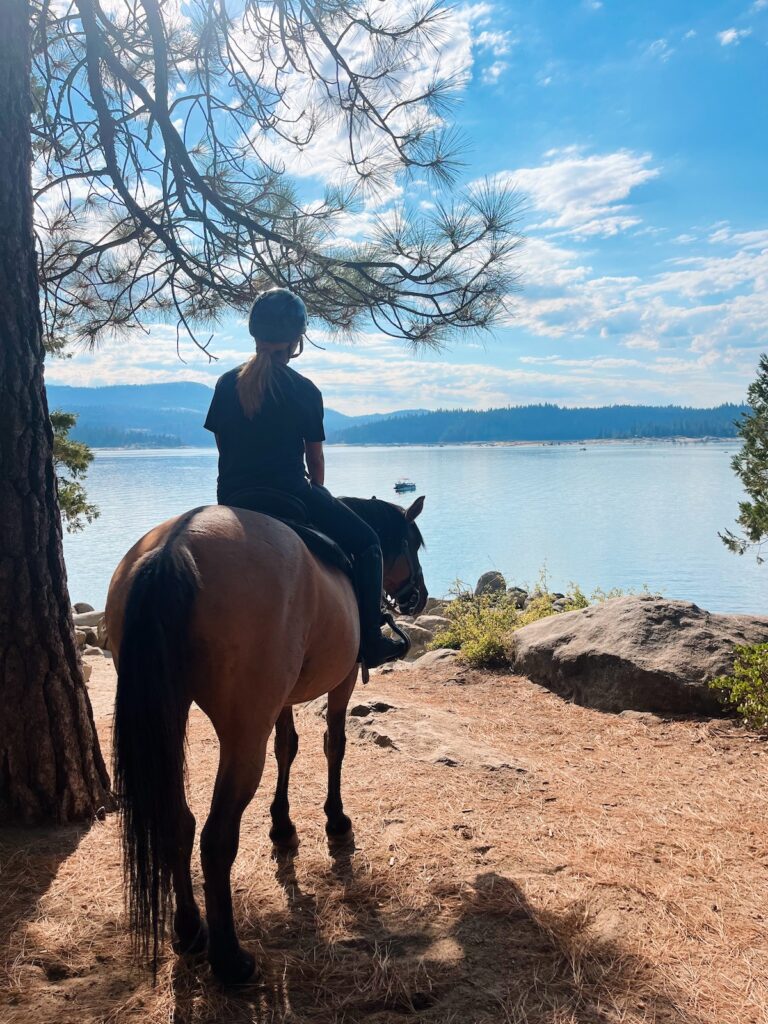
1, 654, 767, 1024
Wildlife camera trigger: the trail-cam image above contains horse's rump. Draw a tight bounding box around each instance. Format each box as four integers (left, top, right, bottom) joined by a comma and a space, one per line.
107, 505, 360, 712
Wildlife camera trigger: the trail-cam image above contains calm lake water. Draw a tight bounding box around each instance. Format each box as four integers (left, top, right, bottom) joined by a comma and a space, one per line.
62, 441, 768, 615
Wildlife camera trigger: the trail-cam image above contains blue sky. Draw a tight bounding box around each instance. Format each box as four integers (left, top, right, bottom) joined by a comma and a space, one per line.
46, 0, 768, 414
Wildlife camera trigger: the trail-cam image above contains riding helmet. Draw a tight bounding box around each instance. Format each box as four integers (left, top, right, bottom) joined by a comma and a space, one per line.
248, 287, 308, 344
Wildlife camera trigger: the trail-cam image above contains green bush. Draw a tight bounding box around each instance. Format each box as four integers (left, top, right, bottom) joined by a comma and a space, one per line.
429, 578, 590, 670
710, 644, 768, 732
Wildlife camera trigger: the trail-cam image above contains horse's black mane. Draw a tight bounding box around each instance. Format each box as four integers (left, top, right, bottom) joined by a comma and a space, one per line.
340, 496, 424, 561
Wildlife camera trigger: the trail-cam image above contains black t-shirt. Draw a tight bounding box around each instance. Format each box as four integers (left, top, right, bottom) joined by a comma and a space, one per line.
204, 363, 324, 500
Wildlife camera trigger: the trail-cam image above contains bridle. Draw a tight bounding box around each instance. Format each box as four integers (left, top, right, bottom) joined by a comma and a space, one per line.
385, 534, 424, 617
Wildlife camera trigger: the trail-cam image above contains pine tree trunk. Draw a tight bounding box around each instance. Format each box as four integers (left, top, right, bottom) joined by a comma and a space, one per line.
0, 0, 113, 823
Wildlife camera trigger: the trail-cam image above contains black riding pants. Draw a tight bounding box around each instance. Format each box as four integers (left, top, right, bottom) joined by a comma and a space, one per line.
293, 483, 378, 558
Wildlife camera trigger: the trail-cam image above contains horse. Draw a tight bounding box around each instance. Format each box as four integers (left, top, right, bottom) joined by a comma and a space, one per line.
105, 495, 427, 984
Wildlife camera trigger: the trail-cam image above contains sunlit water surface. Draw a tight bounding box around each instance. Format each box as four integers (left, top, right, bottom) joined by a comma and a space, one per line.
63, 442, 768, 615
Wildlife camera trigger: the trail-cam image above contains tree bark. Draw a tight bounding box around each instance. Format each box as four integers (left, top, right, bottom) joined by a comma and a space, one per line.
0, 0, 113, 823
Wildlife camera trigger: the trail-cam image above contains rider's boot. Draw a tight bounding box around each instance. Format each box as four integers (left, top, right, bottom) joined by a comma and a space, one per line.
354, 545, 410, 669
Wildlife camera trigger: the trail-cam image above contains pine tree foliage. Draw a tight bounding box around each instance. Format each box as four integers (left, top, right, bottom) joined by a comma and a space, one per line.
721, 354, 768, 561
31, 0, 522, 353
50, 410, 100, 532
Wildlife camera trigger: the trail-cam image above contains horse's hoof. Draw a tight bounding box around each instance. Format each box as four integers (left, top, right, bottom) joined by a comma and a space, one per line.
173, 918, 208, 958
326, 816, 354, 846
269, 824, 300, 851
210, 947, 258, 987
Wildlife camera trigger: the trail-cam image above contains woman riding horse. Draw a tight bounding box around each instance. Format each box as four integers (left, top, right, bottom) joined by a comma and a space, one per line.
106, 290, 427, 985
204, 287, 408, 669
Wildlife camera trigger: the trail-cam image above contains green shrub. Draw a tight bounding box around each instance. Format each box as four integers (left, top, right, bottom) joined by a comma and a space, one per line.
430, 587, 518, 669
428, 578, 591, 670
710, 644, 768, 732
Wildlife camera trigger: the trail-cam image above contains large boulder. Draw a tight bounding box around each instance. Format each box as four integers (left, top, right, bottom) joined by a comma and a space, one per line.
509, 595, 768, 715
73, 609, 104, 628
475, 571, 506, 597
414, 614, 451, 633
73, 610, 109, 650
385, 621, 433, 660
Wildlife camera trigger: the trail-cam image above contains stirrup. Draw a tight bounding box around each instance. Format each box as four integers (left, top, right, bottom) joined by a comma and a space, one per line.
381, 610, 412, 657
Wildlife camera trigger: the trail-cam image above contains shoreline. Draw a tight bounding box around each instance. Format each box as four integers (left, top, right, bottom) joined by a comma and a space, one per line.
85, 436, 738, 452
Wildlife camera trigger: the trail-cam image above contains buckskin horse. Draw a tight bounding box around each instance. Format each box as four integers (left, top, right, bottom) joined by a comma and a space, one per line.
106, 495, 427, 984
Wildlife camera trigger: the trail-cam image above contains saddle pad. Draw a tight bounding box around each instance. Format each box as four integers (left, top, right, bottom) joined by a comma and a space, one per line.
286, 521, 354, 582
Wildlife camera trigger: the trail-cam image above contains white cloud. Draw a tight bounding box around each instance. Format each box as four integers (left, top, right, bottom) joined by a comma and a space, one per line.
645, 39, 675, 62
512, 222, 768, 370
482, 61, 509, 84
717, 27, 752, 45
475, 30, 516, 56
495, 148, 660, 238
238, 1, 482, 192
46, 218, 767, 411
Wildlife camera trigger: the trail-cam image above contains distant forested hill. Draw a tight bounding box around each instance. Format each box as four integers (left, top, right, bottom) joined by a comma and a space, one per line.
46, 382, 423, 447
46, 385, 746, 447
329, 403, 747, 444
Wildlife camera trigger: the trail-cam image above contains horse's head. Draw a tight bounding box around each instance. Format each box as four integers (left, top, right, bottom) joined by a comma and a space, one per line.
341, 495, 428, 617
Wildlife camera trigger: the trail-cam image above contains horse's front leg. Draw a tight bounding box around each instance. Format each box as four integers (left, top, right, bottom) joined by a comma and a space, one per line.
269, 706, 300, 850
324, 666, 358, 841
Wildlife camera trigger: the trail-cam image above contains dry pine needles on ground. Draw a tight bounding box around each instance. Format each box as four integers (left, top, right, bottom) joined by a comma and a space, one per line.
1, 656, 767, 1023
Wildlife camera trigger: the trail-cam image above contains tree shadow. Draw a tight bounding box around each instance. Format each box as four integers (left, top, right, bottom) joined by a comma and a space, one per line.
169, 851, 701, 1024
0, 823, 88, 983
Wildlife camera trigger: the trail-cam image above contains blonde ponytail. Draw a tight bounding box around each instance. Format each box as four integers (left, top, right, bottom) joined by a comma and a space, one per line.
236, 349, 274, 417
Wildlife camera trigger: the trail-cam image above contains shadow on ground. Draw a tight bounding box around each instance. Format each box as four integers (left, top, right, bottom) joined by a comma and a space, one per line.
0, 825, 88, 983
165, 843, 692, 1024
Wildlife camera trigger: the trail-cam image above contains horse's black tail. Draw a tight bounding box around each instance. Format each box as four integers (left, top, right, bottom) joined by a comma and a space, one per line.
113, 523, 201, 973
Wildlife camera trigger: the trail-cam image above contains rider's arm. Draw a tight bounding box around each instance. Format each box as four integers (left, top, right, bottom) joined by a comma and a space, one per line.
305, 441, 325, 486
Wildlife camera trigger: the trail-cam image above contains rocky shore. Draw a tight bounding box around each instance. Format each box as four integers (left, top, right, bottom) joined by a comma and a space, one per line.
74, 569, 768, 718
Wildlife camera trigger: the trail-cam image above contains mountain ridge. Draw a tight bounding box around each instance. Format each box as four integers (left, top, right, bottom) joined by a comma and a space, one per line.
46, 383, 746, 447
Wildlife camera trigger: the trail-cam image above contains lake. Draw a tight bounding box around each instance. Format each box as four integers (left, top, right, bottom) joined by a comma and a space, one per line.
62, 441, 768, 615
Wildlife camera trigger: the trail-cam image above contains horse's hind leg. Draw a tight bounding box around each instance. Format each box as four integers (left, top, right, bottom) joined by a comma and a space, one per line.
201, 739, 267, 985
324, 666, 358, 842
170, 803, 207, 956
269, 707, 300, 850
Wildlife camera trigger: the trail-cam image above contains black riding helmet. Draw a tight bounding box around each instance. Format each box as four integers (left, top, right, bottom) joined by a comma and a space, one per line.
248, 287, 308, 346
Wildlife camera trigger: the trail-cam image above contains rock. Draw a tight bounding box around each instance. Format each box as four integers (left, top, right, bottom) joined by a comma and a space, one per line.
74, 629, 87, 650
81, 661, 92, 683
620, 710, 663, 724
73, 610, 104, 628
376, 660, 410, 674
309, 690, 524, 771
414, 614, 451, 633
385, 621, 433, 660
349, 700, 397, 717
73, 602, 95, 613
507, 587, 528, 609
509, 595, 768, 716
412, 648, 459, 669
96, 617, 110, 651
83, 645, 105, 657
475, 571, 506, 597
424, 597, 448, 614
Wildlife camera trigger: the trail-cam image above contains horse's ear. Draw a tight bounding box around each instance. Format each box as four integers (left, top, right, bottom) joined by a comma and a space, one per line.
405, 495, 425, 521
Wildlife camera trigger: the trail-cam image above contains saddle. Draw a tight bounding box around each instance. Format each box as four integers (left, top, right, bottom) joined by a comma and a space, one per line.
224, 486, 354, 581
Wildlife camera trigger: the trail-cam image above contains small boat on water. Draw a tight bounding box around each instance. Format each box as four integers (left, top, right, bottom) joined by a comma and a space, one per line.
394, 478, 417, 493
